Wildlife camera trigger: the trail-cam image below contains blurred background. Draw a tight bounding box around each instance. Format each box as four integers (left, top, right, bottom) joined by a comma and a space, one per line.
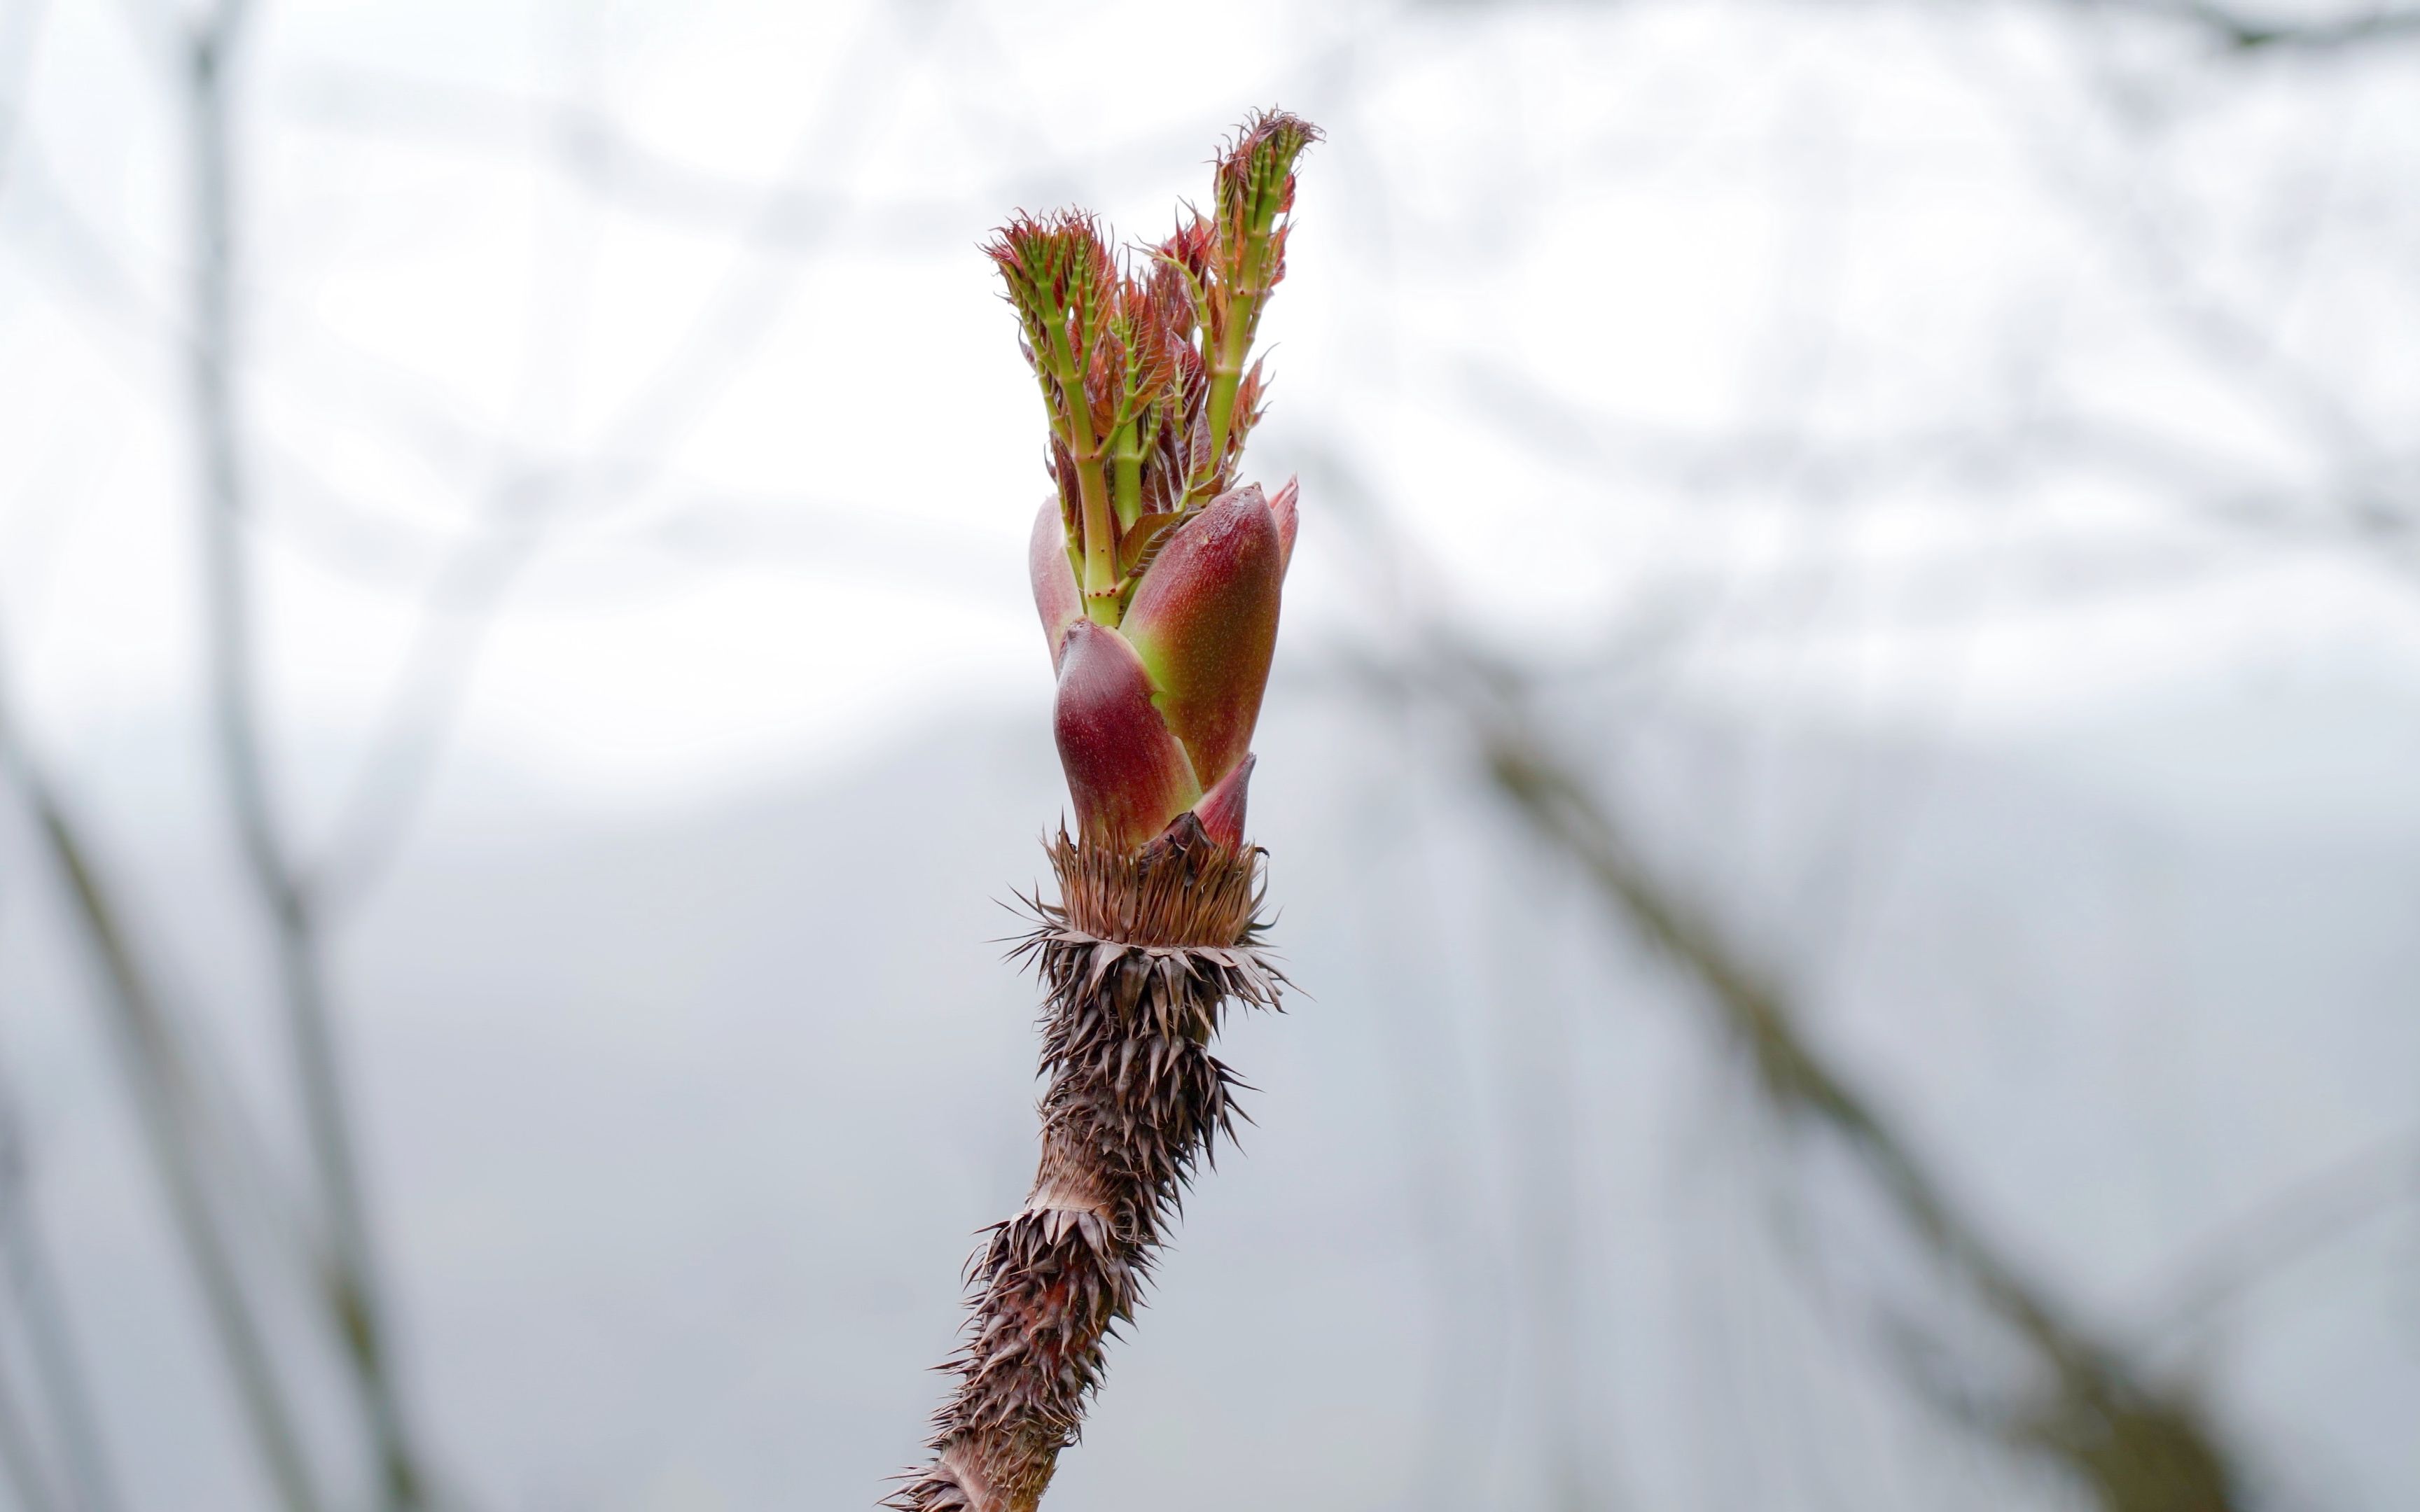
1, 0, 2417, 1508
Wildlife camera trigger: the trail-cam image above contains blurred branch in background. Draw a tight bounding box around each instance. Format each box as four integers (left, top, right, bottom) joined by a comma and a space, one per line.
1447, 0, 2420, 588
2059, 0, 2420, 52
141, 5, 968, 1506
0, 1082, 124, 1512
0, 678, 323, 1512
305, 498, 550, 916
302, 0, 963, 912
1443, 0, 2420, 50
1467, 669, 2237, 1511
0, 1346, 64, 1512
2133, 1124, 2420, 1351
1303, 1, 2420, 1499
1318, 442, 2245, 1511
1430, 644, 2239, 1511
1977, 8, 2420, 573
171, 1, 433, 1503
66, 3, 1001, 1506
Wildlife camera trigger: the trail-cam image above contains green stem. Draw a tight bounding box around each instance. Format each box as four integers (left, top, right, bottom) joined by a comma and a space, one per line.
1044, 320, 1120, 621
1200, 213, 1280, 497
1111, 419, 1145, 531
1071, 448, 1116, 621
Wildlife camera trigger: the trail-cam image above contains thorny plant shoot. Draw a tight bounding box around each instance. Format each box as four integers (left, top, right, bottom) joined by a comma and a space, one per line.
891, 110, 1318, 1512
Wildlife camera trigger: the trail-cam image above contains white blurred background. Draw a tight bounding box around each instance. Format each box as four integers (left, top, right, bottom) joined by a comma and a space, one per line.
1, 1, 2416, 1508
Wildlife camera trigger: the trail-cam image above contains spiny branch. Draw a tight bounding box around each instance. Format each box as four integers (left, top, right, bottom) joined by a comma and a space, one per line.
891, 834, 1283, 1512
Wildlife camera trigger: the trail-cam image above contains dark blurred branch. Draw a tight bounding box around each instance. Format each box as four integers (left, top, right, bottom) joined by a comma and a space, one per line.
298, 4, 962, 917
1431, 653, 2244, 1511
0, 692, 323, 1512
176, 5, 431, 1506
287, 71, 954, 253
1443, 7, 2420, 575
0, 1090, 124, 1512
1958, 5, 2420, 568
1436, 0, 2420, 50
1458, 352, 2418, 572
284, 52, 1246, 258
2062, 0, 2420, 50
0, 1354, 62, 1512
1309, 429, 2246, 1507
2136, 1125, 2420, 1347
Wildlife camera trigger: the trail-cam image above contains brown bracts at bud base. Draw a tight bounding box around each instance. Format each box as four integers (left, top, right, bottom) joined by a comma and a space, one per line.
891, 108, 1317, 1512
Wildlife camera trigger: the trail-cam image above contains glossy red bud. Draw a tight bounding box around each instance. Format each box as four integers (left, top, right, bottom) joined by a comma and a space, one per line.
1053, 618, 1202, 852
1030, 497, 1083, 670
1120, 484, 1284, 793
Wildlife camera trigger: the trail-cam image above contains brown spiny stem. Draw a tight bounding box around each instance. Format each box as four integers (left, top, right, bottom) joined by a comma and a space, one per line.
890, 825, 1281, 1512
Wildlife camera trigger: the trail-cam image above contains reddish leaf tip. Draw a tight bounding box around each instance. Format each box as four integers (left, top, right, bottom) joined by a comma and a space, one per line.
1268, 476, 1299, 576
1194, 753, 1256, 851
